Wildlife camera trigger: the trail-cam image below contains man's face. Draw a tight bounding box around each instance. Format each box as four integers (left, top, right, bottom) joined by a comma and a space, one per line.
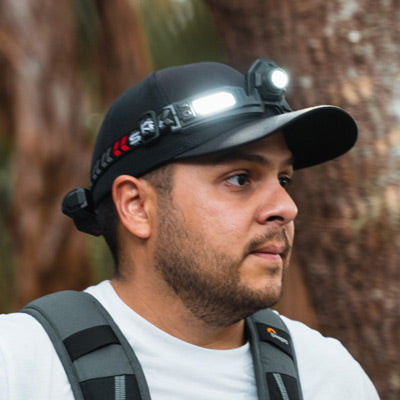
153, 132, 298, 327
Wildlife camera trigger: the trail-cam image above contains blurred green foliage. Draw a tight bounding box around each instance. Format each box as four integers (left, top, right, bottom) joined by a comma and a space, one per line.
134, 0, 224, 69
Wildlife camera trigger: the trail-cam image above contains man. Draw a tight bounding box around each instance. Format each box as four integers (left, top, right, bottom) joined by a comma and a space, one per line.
0, 59, 379, 399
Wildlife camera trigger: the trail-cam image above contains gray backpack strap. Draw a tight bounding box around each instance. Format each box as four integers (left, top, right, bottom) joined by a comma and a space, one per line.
247, 309, 304, 400
21, 290, 151, 400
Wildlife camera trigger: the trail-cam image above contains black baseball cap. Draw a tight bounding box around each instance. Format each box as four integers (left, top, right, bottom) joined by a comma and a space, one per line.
63, 59, 357, 236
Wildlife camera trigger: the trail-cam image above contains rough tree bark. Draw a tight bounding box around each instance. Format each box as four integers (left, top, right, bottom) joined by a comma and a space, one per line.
0, 0, 150, 308
204, 0, 400, 398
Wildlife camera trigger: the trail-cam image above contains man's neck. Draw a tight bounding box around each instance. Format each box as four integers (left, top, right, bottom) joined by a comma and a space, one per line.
111, 276, 246, 350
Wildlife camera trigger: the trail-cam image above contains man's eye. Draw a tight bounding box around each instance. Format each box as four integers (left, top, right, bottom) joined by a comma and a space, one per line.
279, 176, 292, 188
226, 174, 249, 187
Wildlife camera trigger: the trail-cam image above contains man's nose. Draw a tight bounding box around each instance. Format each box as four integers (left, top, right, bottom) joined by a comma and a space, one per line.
256, 183, 298, 226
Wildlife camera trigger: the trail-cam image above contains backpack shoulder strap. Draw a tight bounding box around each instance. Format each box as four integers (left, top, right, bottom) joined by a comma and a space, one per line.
21, 290, 151, 400
246, 308, 304, 400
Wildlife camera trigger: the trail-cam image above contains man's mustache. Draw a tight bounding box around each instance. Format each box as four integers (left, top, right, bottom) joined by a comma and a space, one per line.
245, 229, 292, 258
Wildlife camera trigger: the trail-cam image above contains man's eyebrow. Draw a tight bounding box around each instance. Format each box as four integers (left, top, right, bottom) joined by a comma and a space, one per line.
211, 150, 294, 167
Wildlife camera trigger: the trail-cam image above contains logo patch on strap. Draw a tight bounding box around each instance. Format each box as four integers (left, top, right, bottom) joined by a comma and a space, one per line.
256, 323, 293, 358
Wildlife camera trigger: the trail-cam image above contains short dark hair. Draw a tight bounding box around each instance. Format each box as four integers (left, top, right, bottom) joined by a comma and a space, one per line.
96, 164, 175, 273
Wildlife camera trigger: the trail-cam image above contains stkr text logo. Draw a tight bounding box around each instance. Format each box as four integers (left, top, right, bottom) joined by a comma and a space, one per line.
140, 118, 156, 135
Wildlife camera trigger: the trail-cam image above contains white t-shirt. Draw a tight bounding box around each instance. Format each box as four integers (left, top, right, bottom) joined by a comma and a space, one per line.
0, 280, 380, 399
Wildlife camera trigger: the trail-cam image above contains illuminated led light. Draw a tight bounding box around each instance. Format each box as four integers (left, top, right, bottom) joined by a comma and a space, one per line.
270, 68, 289, 89
192, 91, 237, 116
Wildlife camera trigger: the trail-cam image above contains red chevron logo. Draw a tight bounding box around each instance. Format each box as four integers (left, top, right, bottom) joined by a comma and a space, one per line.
113, 136, 130, 156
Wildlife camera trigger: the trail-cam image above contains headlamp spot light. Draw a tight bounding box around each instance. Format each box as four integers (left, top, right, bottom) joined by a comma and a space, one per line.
246, 59, 290, 103
270, 68, 289, 90
191, 91, 237, 116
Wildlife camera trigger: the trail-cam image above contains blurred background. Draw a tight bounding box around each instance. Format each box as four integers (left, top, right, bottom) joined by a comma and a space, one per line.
0, 0, 399, 398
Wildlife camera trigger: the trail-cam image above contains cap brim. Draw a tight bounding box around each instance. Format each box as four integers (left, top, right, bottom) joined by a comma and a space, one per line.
176, 105, 357, 170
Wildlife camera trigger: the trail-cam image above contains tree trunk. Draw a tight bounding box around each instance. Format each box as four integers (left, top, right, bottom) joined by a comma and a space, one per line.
0, 0, 150, 308
0, 0, 92, 307
205, 0, 400, 398
94, 0, 152, 104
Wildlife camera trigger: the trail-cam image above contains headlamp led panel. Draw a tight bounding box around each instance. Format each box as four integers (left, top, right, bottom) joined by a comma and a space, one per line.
165, 86, 270, 133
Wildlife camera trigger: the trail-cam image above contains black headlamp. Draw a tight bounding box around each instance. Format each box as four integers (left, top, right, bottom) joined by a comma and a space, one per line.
63, 59, 292, 236
90, 59, 291, 187
163, 59, 290, 134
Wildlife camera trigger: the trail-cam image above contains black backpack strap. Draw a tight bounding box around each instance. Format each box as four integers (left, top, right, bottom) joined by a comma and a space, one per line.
21, 290, 151, 400
247, 309, 304, 400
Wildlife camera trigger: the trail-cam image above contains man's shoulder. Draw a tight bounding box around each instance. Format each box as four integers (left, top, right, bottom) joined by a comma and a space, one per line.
0, 311, 48, 343
0, 311, 74, 399
255, 311, 355, 370
279, 314, 380, 399
279, 314, 353, 359
0, 312, 55, 364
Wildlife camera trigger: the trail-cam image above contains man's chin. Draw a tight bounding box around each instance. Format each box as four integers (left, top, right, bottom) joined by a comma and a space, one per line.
220, 287, 283, 326
241, 271, 284, 304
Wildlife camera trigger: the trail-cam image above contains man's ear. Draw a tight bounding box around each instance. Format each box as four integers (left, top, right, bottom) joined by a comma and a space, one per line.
112, 175, 156, 239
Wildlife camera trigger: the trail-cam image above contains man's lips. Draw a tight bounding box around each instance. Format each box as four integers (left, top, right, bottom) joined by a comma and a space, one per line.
250, 244, 287, 260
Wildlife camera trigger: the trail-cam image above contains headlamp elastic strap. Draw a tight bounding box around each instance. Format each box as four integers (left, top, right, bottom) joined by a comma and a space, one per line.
89, 86, 267, 188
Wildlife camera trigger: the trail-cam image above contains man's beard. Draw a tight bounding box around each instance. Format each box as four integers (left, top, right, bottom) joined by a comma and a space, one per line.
153, 200, 291, 328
